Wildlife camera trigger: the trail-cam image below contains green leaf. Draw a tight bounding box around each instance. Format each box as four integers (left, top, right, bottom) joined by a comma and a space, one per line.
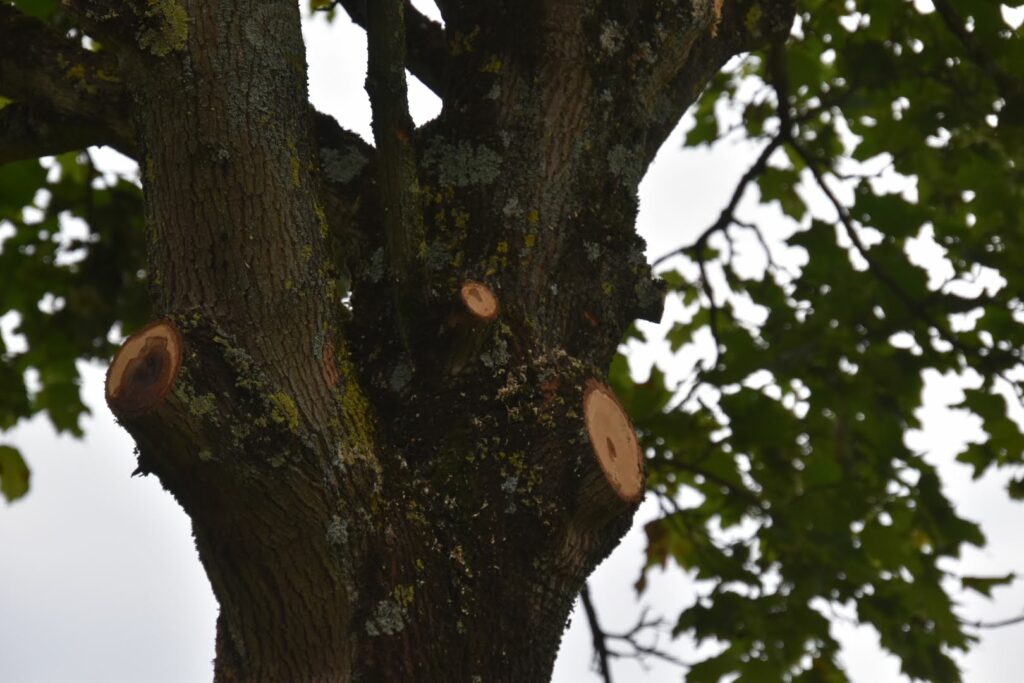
960, 573, 1016, 598
0, 445, 30, 502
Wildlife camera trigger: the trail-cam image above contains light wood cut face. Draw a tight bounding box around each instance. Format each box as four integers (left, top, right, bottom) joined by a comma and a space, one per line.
584, 381, 644, 503
106, 320, 182, 417
460, 281, 499, 321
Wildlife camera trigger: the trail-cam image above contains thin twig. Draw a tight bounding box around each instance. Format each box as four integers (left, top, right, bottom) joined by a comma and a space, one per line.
652, 135, 784, 269
962, 612, 1024, 630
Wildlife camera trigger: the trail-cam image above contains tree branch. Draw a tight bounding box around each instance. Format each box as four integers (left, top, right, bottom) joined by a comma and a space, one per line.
580, 583, 614, 683
365, 0, 428, 348
652, 134, 784, 269
337, 0, 448, 96
640, 0, 796, 165
0, 5, 136, 158
0, 102, 120, 164
589, 600, 694, 671
961, 608, 1024, 630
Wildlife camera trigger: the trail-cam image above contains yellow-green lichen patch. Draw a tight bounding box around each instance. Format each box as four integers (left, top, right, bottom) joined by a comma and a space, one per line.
268, 391, 300, 431
289, 146, 301, 188
448, 26, 480, 56
138, 0, 189, 57
189, 392, 218, 418
332, 344, 379, 466
393, 583, 415, 607
479, 55, 503, 73
313, 202, 328, 238
64, 64, 98, 94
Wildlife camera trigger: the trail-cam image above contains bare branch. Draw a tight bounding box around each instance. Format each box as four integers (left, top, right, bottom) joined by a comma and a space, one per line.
580, 584, 615, 683
962, 612, 1024, 630
603, 604, 693, 670
337, 0, 448, 96
652, 134, 784, 269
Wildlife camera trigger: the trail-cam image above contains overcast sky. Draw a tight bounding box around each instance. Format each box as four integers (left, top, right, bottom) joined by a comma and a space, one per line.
2, 4, 1022, 682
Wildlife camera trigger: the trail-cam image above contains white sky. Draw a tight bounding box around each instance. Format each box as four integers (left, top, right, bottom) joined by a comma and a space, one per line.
1, 4, 1022, 682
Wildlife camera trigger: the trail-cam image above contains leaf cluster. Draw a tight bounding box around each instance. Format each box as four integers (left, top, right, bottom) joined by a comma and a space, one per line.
618, 1, 1024, 680
0, 152, 148, 501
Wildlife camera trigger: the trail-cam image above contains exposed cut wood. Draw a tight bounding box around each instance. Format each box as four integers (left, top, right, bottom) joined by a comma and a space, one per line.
711, 0, 725, 35
583, 380, 644, 503
460, 280, 499, 321
446, 280, 500, 374
322, 340, 341, 388
106, 319, 182, 417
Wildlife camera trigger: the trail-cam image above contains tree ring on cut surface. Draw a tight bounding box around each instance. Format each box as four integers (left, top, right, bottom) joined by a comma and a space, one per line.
459, 281, 499, 321
106, 319, 183, 417
583, 380, 644, 503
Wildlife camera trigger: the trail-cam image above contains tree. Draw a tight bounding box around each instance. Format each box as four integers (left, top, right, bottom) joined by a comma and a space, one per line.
1, 0, 1022, 681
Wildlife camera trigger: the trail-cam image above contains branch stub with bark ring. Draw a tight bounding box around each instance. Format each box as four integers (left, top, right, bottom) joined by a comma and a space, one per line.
583, 380, 644, 503
106, 319, 183, 417
459, 280, 499, 321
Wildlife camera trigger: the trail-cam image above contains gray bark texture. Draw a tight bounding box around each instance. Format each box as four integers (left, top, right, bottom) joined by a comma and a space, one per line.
2, 0, 795, 680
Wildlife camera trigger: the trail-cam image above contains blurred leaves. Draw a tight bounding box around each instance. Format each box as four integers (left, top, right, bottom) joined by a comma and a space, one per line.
0, 151, 148, 446
9, 0, 59, 21
621, 0, 1024, 681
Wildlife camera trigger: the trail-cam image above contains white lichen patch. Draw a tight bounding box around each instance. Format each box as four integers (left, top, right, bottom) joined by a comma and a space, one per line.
502, 196, 521, 218
599, 21, 626, 54
326, 514, 349, 547
423, 137, 502, 187
501, 474, 519, 494
389, 362, 413, 393
368, 248, 386, 283
365, 597, 408, 636
321, 146, 368, 184
480, 337, 510, 369
607, 143, 643, 190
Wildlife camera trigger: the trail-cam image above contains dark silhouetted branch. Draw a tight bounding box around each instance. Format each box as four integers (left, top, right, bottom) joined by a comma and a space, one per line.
337, 0, 448, 96
581, 583, 614, 683
0, 4, 136, 157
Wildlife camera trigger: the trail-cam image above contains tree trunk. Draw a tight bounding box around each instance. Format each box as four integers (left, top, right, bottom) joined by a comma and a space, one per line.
78, 0, 796, 679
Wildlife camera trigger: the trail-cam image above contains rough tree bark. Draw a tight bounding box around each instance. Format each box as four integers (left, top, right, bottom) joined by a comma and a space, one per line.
1, 0, 795, 680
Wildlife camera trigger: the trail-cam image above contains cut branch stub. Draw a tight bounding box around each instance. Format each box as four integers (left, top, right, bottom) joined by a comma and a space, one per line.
446, 280, 500, 375
460, 280, 499, 321
106, 319, 183, 418
583, 380, 644, 503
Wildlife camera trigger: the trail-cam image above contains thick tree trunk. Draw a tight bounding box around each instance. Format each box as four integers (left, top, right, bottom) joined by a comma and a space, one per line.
65, 0, 797, 680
